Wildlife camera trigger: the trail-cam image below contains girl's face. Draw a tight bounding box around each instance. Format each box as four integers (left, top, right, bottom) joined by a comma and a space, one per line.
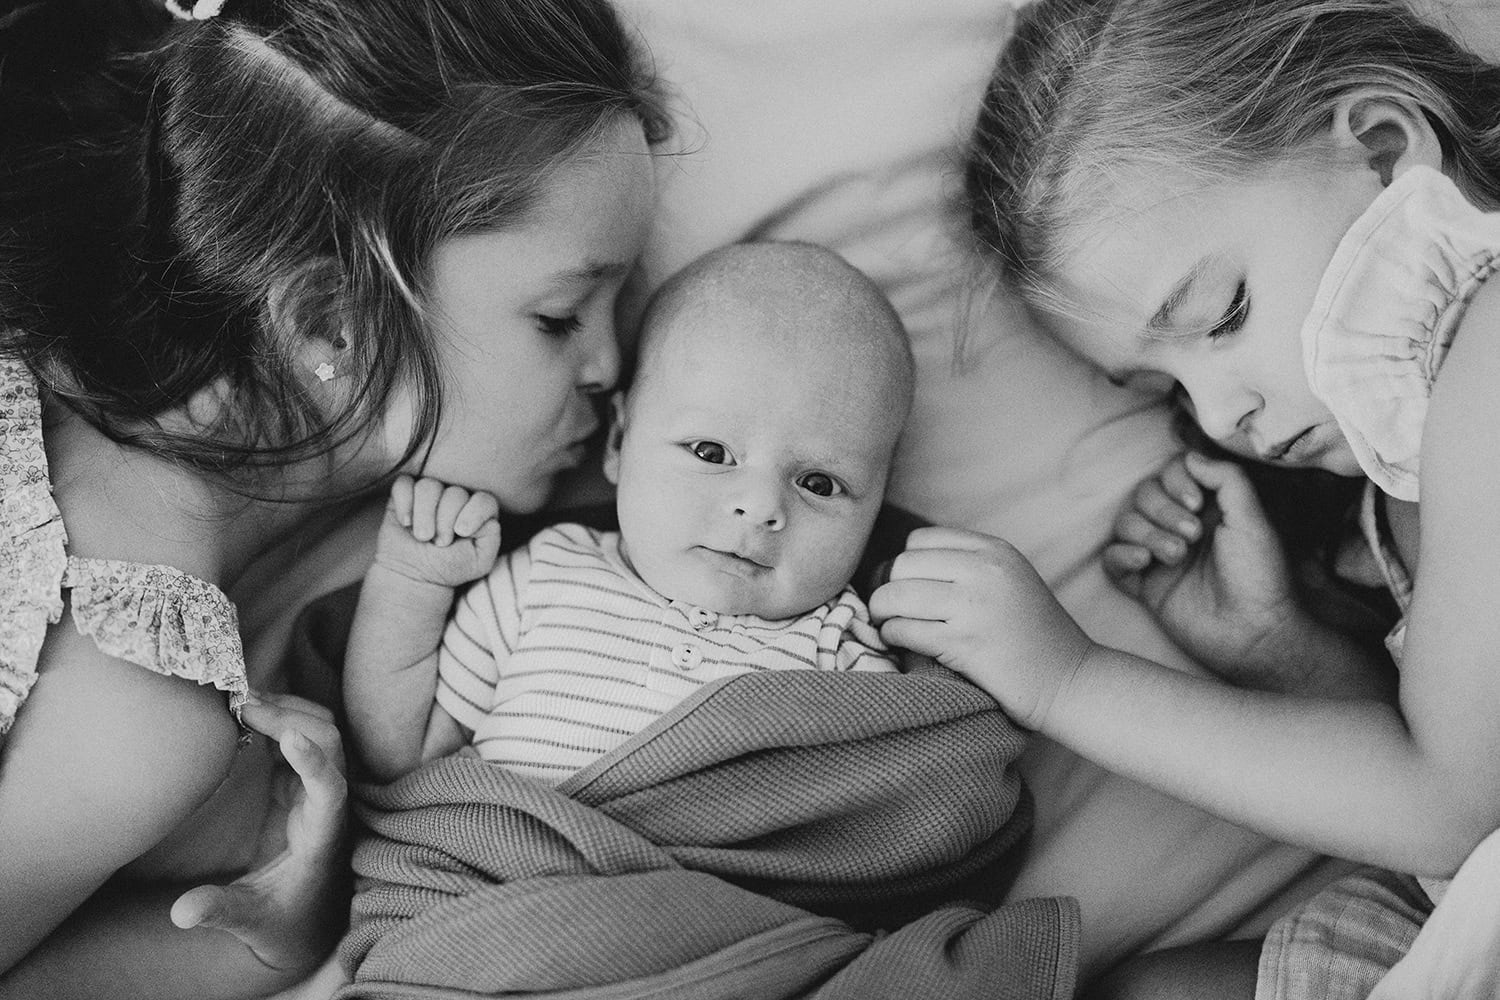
1041, 154, 1388, 475
394, 117, 655, 512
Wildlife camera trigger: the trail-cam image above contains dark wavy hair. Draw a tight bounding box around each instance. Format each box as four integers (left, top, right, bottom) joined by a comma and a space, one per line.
0, 0, 668, 486
966, 0, 1500, 305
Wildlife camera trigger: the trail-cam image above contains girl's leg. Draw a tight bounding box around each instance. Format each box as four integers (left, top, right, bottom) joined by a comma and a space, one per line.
1081, 939, 1261, 1000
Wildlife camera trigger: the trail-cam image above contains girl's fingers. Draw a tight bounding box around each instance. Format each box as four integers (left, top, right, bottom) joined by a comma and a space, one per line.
899, 525, 1005, 554
277, 728, 347, 829
1115, 509, 1190, 564
389, 475, 416, 528
1158, 455, 1204, 512
244, 689, 335, 725
883, 546, 971, 585
1132, 476, 1201, 541
434, 485, 471, 546
1183, 451, 1263, 524
409, 477, 444, 542
1102, 541, 1152, 590
453, 491, 500, 538
241, 694, 347, 776
877, 616, 948, 658
867, 577, 956, 625
170, 883, 230, 932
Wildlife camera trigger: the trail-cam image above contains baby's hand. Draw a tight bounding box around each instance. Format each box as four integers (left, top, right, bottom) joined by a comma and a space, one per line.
373, 475, 502, 588
868, 526, 1094, 731
1105, 452, 1309, 679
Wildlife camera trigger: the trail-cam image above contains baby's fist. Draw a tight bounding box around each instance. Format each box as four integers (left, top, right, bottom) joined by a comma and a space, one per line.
375, 475, 502, 586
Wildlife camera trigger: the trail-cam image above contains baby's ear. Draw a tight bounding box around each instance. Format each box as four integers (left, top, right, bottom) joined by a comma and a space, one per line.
601, 391, 628, 486
1330, 87, 1443, 186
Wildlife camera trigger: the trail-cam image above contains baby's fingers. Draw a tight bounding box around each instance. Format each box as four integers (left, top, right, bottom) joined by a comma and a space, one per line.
388, 475, 416, 529
433, 484, 475, 547
453, 491, 501, 539
409, 477, 445, 542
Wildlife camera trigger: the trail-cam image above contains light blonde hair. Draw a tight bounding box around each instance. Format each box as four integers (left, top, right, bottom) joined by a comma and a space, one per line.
966, 0, 1500, 304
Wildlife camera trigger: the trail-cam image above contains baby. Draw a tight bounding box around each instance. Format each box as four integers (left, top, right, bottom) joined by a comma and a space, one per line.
344, 241, 915, 783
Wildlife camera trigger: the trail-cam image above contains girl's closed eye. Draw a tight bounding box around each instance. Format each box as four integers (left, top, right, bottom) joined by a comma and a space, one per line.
535, 313, 582, 337
687, 440, 732, 465
797, 471, 844, 498
1208, 280, 1250, 340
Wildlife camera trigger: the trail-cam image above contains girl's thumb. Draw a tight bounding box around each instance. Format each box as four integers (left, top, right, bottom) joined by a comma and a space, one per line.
170, 883, 233, 932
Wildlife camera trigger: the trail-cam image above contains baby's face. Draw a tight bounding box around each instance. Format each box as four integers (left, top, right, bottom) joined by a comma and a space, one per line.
606, 311, 903, 620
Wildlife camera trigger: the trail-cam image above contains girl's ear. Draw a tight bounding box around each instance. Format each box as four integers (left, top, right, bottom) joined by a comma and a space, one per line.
268, 260, 352, 385
601, 391, 628, 486
1330, 88, 1444, 186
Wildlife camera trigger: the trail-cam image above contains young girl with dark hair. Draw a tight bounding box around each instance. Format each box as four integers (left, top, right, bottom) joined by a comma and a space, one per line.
0, 1, 664, 995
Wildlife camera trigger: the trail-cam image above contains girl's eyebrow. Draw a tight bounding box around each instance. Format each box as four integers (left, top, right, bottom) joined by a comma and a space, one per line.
1146, 257, 1213, 335
551, 259, 633, 287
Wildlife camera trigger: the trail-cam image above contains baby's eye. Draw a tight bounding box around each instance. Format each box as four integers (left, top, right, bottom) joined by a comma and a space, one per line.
688, 441, 731, 465
797, 472, 843, 498
535, 314, 582, 338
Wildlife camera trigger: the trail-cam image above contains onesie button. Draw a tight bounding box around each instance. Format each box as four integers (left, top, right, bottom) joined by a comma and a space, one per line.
688, 606, 717, 630
671, 643, 702, 671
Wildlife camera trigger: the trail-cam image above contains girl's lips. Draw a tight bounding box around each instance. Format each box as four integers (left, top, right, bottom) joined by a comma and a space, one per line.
1263, 426, 1313, 463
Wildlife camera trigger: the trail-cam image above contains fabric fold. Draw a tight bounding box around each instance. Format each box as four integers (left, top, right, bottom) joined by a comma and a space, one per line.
1301, 165, 1500, 500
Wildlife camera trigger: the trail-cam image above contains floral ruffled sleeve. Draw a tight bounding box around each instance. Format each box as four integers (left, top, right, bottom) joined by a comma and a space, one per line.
0, 357, 247, 736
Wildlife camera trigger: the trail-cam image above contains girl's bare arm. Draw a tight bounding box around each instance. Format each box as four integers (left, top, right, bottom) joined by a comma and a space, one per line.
0, 626, 251, 992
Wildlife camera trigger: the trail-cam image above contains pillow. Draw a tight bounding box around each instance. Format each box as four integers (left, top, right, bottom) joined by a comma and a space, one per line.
614, 0, 1347, 965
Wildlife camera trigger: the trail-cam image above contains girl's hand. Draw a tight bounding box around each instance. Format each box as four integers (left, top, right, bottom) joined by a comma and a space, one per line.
1104, 452, 1310, 682
374, 475, 502, 588
170, 693, 349, 976
868, 526, 1094, 731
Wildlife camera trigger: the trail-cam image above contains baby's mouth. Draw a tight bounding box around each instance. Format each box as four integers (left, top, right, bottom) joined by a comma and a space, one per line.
699, 546, 771, 574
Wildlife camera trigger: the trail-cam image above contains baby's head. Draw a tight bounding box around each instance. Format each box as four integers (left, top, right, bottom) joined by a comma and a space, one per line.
604, 241, 913, 620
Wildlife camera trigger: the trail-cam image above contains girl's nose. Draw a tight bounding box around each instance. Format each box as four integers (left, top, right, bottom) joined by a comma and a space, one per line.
578, 320, 622, 395
1181, 379, 1260, 446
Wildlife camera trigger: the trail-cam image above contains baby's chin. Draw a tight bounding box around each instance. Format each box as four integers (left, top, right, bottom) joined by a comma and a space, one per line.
651, 569, 831, 622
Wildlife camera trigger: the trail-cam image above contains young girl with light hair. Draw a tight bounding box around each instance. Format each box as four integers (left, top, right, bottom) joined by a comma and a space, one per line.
871, 0, 1500, 996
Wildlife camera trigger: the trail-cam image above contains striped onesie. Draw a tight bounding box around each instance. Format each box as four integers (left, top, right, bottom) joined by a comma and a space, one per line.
435, 522, 898, 785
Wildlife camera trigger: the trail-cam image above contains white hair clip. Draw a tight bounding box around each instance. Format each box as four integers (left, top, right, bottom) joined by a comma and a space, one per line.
313, 362, 337, 383
165, 0, 226, 21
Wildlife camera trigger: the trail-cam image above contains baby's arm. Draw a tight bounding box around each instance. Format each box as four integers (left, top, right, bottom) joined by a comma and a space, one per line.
344, 475, 501, 782
1107, 451, 1391, 699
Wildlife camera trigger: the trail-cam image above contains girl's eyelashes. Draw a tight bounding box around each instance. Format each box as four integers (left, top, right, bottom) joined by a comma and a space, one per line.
1208, 280, 1249, 340
535, 313, 582, 337
688, 440, 731, 464
797, 471, 844, 498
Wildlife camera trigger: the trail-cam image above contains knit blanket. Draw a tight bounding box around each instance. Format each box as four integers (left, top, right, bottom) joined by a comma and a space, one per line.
335, 663, 1079, 1000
